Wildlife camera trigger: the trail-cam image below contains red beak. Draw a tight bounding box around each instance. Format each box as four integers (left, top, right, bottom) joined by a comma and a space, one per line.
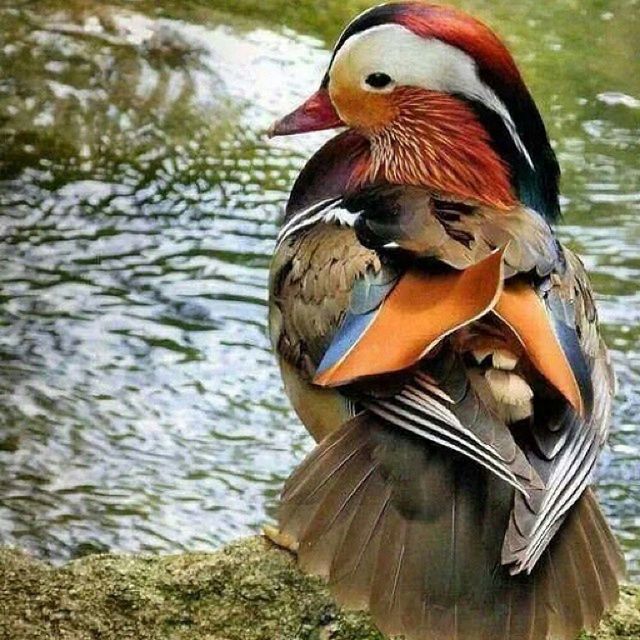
268, 88, 344, 137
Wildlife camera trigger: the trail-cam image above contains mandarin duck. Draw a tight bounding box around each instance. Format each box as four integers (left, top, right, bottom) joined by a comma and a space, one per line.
266, 3, 625, 639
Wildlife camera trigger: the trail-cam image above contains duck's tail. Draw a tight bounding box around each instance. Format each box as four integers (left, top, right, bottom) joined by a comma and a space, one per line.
279, 413, 625, 640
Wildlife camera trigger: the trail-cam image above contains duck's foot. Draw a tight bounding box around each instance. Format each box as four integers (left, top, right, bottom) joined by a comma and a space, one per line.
262, 524, 299, 553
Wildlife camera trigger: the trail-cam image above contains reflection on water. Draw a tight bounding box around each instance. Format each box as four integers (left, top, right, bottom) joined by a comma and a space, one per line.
0, 1, 638, 576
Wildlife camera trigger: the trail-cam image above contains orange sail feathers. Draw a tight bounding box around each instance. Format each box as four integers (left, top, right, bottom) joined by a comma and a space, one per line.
315, 249, 585, 415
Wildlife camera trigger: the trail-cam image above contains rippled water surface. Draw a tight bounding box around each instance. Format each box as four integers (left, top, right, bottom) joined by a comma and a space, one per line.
0, 0, 638, 576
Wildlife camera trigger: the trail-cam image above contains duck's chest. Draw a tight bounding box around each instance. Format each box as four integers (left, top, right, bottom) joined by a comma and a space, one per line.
268, 223, 382, 377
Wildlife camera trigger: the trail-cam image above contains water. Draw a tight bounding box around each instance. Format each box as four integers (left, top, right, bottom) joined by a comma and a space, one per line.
0, 0, 638, 577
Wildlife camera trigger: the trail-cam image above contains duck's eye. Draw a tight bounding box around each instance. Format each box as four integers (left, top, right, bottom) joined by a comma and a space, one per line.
364, 72, 393, 90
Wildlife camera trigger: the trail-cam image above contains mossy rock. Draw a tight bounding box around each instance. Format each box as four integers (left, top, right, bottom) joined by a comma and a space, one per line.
0, 536, 637, 639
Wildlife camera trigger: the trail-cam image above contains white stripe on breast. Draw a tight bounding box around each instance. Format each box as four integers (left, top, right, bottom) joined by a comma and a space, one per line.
276, 200, 357, 248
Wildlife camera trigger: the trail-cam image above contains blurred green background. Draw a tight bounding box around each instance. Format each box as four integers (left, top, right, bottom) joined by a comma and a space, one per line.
0, 0, 638, 577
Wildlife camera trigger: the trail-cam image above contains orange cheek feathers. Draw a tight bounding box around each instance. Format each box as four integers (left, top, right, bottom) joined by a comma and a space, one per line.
329, 85, 516, 210
329, 82, 396, 132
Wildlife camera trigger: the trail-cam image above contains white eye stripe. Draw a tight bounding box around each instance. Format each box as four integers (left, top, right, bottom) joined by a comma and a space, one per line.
330, 24, 534, 169
482, 92, 534, 169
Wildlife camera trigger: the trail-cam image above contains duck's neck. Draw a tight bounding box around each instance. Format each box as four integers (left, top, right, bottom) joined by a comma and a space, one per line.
355, 88, 517, 210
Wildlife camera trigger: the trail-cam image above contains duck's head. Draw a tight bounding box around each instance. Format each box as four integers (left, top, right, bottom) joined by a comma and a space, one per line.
270, 2, 560, 220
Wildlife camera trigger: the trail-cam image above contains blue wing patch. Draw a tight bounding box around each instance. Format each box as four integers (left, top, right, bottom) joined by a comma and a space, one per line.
545, 292, 594, 417
316, 267, 400, 377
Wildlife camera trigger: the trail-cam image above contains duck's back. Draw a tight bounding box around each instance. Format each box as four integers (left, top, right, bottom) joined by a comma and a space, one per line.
267, 213, 625, 640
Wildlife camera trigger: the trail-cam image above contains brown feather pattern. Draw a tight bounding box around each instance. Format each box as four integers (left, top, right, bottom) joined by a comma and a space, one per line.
344, 185, 559, 276
279, 415, 624, 640
269, 179, 623, 640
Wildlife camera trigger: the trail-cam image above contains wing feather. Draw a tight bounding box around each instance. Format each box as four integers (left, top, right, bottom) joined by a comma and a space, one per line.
361, 351, 543, 497
502, 249, 615, 572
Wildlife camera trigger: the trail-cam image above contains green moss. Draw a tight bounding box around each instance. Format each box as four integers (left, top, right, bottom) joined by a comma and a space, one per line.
578, 587, 640, 640
0, 538, 382, 639
0, 537, 637, 639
